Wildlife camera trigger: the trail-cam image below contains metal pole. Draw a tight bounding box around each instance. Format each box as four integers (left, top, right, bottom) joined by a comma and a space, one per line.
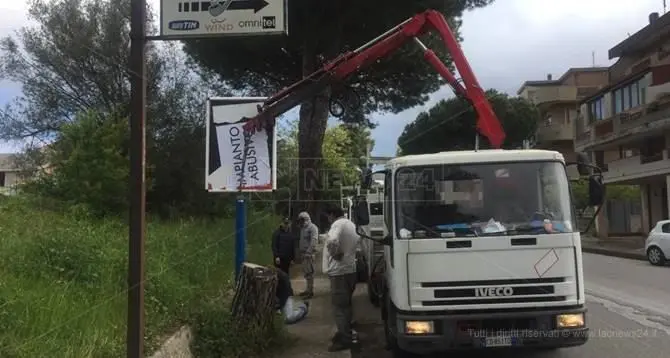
127, 0, 146, 356
235, 196, 247, 280
474, 134, 480, 151
340, 185, 343, 209
288, 188, 292, 219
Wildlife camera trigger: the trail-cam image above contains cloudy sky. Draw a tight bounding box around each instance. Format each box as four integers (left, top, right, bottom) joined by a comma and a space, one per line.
0, 0, 665, 155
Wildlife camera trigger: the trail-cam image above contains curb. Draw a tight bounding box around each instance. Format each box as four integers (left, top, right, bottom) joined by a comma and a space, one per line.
582, 246, 646, 261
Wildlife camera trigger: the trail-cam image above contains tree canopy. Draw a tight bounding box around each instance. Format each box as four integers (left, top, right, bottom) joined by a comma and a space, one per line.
397, 89, 540, 155
276, 122, 373, 219
183, 0, 496, 212
0, 0, 231, 218
184, 0, 494, 120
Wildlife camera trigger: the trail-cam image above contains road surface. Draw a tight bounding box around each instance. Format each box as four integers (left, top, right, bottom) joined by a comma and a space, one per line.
352, 253, 670, 357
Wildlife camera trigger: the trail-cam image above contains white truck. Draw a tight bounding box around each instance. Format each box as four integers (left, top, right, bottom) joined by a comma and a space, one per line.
356, 149, 605, 356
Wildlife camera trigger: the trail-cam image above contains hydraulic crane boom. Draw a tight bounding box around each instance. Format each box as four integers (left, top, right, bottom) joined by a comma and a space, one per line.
242, 9, 506, 148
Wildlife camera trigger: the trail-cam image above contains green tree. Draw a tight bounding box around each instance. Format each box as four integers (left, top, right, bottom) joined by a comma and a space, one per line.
183, 0, 495, 212
275, 122, 374, 217
398, 89, 539, 154
25, 110, 130, 216
0, 0, 226, 217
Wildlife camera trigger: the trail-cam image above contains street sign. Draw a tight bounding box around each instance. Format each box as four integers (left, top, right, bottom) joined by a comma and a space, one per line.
160, 0, 288, 38
205, 97, 277, 192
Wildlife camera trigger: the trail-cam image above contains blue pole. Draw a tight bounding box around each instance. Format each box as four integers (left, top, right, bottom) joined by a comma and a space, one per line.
235, 196, 247, 281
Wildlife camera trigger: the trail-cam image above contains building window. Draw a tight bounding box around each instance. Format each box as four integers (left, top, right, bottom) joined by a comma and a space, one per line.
640, 136, 665, 163
618, 145, 639, 158
613, 76, 647, 114
0, 172, 4, 187
631, 82, 640, 107
588, 96, 604, 121
594, 151, 607, 171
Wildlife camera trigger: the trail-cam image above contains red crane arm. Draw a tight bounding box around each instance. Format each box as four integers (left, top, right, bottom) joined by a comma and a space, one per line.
243, 9, 506, 148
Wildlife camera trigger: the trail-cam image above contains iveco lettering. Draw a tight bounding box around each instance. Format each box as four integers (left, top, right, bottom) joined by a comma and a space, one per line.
475, 287, 514, 297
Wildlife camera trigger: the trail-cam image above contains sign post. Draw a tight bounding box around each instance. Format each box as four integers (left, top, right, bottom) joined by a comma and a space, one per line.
128, 0, 147, 357
205, 97, 276, 280
126, 2, 287, 356
235, 195, 247, 280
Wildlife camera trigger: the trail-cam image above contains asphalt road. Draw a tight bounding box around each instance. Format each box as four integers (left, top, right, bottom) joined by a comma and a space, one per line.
351, 253, 670, 357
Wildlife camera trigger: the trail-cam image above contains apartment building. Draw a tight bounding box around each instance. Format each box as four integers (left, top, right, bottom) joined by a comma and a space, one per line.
575, 12, 670, 237
517, 67, 609, 161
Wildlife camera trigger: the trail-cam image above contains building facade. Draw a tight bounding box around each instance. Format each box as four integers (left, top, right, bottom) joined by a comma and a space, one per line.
575, 12, 670, 237
0, 153, 21, 195
518, 67, 609, 162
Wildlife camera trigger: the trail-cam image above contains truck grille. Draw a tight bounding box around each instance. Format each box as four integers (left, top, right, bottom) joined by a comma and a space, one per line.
421, 277, 567, 306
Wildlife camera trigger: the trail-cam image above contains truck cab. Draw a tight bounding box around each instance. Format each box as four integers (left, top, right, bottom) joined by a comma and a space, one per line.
359, 149, 604, 356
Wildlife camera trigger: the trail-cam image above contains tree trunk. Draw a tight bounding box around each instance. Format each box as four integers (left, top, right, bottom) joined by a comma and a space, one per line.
230, 262, 278, 336
297, 44, 330, 221
295, 4, 343, 225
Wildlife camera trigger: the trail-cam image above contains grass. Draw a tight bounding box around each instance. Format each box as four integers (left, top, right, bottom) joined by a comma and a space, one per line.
0, 195, 279, 357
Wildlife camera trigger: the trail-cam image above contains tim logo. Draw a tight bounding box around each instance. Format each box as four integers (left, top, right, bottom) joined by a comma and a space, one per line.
262, 16, 276, 29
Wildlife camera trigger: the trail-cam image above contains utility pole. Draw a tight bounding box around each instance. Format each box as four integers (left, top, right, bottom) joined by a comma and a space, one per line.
127, 0, 147, 357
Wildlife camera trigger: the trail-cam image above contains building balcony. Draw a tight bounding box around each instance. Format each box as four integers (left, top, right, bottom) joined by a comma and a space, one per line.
532, 86, 578, 105
536, 122, 573, 143
603, 150, 670, 184
575, 92, 670, 152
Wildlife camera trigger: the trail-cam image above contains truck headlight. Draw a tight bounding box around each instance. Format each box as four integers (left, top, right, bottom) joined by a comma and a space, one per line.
556, 313, 584, 328
404, 320, 434, 335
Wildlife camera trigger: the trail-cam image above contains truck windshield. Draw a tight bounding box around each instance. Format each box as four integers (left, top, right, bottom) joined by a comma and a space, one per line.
394, 161, 574, 238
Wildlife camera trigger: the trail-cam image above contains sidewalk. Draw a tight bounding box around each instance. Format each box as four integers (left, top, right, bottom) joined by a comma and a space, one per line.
277, 240, 363, 358
581, 235, 647, 261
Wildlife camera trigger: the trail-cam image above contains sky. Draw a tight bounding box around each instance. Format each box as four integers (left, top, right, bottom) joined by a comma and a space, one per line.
0, 0, 666, 155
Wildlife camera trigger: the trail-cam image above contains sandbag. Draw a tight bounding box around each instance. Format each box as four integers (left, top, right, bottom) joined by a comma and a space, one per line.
282, 297, 310, 325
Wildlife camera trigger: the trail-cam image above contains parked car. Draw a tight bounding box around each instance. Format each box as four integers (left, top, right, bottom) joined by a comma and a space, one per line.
645, 220, 670, 266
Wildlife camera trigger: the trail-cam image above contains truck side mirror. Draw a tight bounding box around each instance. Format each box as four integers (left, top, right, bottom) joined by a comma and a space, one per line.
576, 152, 591, 176
588, 175, 605, 206
354, 197, 370, 225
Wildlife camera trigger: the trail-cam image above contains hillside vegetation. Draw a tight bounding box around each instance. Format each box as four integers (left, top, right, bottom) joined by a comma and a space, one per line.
0, 195, 278, 357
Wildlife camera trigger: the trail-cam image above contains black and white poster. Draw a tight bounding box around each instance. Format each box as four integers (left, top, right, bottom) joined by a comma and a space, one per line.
205, 97, 276, 192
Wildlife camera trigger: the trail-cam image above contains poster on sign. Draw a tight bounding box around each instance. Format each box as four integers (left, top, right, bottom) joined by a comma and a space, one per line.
205, 97, 276, 192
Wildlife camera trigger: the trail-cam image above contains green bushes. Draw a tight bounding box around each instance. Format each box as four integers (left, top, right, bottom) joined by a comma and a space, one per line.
25, 110, 130, 217
0, 196, 279, 357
